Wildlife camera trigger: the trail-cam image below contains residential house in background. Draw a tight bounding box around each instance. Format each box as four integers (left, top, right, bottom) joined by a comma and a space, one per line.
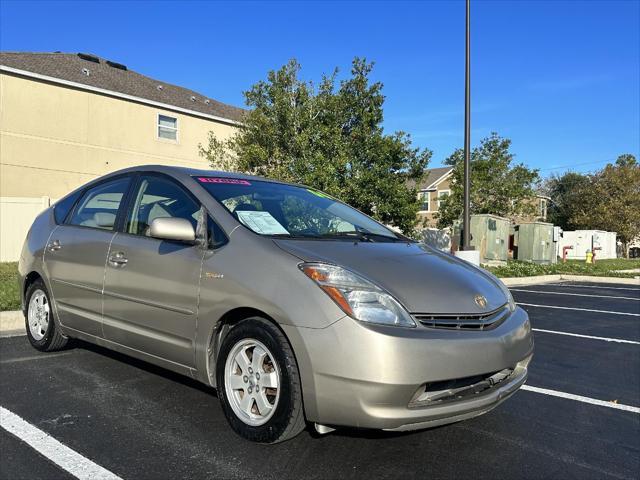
0, 52, 244, 260
512, 194, 550, 223
412, 166, 549, 228
414, 166, 453, 228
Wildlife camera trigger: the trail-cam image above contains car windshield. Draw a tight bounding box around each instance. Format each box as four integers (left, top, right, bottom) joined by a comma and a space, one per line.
195, 176, 405, 242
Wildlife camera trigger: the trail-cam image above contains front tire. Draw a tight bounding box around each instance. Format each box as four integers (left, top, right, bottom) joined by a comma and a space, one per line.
25, 279, 69, 352
216, 317, 306, 443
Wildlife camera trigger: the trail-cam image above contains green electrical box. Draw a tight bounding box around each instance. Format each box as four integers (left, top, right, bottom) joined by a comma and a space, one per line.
453, 214, 510, 265
513, 222, 555, 264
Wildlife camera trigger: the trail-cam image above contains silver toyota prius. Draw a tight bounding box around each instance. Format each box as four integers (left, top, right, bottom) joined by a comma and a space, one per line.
18, 165, 533, 443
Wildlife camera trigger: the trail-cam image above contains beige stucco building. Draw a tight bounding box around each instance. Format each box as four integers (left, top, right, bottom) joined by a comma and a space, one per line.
0, 52, 243, 260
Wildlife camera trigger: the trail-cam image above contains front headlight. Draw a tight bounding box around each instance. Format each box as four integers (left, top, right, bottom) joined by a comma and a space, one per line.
482, 269, 516, 312
299, 263, 416, 327
499, 281, 516, 312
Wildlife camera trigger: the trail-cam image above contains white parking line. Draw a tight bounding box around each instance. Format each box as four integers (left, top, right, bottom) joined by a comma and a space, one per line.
517, 303, 640, 317
532, 328, 640, 345
0, 406, 122, 480
545, 284, 640, 292
522, 385, 640, 414
511, 289, 640, 301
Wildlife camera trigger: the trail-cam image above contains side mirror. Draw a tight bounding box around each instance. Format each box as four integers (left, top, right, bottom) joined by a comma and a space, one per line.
149, 217, 196, 243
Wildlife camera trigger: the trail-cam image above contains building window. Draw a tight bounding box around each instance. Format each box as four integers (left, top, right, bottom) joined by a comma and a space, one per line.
437, 190, 450, 209
539, 198, 547, 218
418, 191, 430, 212
158, 114, 178, 141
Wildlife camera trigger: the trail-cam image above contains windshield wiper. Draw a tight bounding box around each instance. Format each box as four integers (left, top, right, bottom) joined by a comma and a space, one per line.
271, 231, 405, 242
317, 231, 406, 242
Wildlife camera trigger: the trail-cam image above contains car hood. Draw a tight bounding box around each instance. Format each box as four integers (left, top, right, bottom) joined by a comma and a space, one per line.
273, 240, 507, 314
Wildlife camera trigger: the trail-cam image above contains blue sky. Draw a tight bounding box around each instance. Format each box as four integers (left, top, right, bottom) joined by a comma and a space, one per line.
1, 0, 638, 176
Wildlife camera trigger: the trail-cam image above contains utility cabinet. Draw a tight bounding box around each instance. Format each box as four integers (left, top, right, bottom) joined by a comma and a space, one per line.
452, 214, 510, 264
559, 230, 618, 259
513, 222, 556, 264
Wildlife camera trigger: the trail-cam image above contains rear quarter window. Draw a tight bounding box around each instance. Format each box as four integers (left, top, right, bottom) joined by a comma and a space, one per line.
53, 191, 82, 224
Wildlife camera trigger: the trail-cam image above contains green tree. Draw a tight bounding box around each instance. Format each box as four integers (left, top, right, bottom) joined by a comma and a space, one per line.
543, 171, 591, 230
199, 58, 431, 233
436, 133, 540, 229
570, 154, 640, 256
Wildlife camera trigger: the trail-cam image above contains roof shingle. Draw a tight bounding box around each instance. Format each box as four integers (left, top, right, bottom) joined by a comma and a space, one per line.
408, 166, 453, 190
0, 52, 245, 123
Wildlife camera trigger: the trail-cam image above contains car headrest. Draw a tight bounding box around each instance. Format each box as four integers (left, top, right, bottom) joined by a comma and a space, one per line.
94, 212, 116, 228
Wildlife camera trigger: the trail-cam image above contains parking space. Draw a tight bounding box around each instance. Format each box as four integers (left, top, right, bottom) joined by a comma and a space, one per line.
519, 304, 640, 342
1, 281, 639, 479
513, 288, 640, 315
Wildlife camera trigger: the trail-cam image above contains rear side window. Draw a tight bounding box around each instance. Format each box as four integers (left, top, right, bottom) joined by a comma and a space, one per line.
53, 191, 82, 224
68, 177, 131, 230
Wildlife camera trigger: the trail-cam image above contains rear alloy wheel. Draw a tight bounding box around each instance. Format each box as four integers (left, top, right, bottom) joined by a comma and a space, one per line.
28, 289, 50, 341
25, 279, 69, 352
216, 317, 305, 443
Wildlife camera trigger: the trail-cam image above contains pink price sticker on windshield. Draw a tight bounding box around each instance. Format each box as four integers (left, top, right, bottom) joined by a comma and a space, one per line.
197, 177, 251, 186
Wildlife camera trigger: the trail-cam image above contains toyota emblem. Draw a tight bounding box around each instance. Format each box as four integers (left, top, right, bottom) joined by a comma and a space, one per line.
474, 294, 488, 308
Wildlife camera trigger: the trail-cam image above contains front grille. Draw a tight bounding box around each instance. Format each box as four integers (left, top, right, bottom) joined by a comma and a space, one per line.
413, 304, 508, 330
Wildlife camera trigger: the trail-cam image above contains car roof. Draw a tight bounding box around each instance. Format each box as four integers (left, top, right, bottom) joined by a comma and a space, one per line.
104, 164, 296, 186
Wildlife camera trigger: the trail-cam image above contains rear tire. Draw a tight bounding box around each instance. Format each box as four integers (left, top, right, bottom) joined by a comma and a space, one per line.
25, 279, 69, 352
216, 317, 306, 443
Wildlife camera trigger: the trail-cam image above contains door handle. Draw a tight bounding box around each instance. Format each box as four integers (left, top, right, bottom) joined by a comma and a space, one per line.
47, 240, 62, 252
109, 252, 128, 267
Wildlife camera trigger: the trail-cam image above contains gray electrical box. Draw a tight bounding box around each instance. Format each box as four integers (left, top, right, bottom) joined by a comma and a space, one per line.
514, 222, 556, 264
453, 214, 510, 265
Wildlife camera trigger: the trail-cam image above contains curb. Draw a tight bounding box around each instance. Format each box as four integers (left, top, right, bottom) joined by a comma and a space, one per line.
0, 310, 25, 336
501, 275, 640, 287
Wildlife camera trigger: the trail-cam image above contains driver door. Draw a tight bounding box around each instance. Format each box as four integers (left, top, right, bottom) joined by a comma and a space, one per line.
102, 174, 204, 367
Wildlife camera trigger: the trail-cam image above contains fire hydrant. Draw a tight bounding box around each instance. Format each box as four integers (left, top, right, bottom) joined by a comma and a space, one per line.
585, 250, 593, 264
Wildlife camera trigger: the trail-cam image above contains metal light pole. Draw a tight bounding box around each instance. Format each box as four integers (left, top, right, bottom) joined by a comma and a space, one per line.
462, 0, 471, 250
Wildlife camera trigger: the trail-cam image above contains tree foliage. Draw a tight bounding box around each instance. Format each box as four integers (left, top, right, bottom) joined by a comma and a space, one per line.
569, 154, 640, 253
543, 171, 591, 230
436, 133, 540, 229
542, 154, 639, 256
199, 58, 431, 233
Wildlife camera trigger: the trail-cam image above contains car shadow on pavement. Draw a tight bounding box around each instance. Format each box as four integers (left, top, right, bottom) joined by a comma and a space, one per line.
72, 339, 217, 397
70, 339, 452, 442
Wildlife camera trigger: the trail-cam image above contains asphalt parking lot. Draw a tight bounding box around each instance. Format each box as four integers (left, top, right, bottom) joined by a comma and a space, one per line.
1, 281, 639, 480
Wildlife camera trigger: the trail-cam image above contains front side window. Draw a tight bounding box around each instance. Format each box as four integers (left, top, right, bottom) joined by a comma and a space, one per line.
127, 175, 200, 237
68, 177, 131, 230
196, 177, 404, 242
208, 216, 228, 249
158, 114, 178, 141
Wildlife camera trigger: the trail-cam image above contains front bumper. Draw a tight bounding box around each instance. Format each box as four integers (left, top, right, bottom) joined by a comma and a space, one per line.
283, 306, 533, 431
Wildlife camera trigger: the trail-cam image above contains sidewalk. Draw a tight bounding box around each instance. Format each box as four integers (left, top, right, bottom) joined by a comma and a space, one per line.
0, 310, 25, 337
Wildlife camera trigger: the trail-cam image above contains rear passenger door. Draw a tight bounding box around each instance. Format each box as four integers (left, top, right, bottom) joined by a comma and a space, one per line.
102, 174, 204, 367
45, 176, 132, 337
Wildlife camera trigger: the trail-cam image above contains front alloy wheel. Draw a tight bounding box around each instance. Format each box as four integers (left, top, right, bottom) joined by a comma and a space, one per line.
216, 317, 305, 443
224, 339, 281, 426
